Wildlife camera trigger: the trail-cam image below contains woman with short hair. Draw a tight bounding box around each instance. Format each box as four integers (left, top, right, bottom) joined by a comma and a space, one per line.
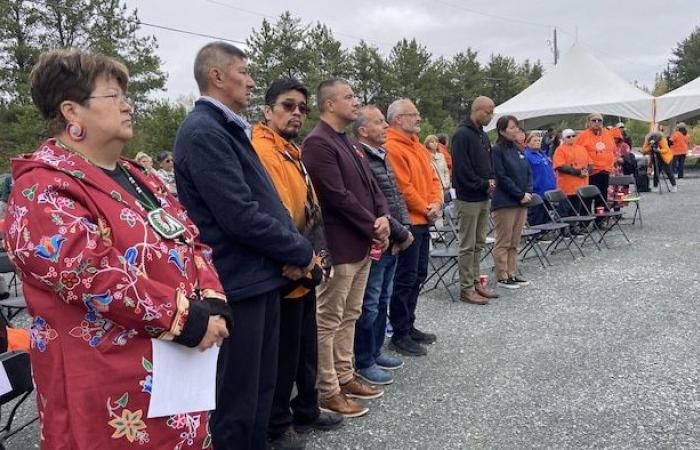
490, 116, 533, 289
4, 48, 231, 449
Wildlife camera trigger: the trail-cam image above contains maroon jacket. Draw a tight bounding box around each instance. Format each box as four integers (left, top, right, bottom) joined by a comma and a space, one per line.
302, 120, 389, 265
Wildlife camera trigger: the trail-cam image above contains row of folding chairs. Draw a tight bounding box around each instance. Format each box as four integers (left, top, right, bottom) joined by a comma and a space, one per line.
424, 180, 638, 301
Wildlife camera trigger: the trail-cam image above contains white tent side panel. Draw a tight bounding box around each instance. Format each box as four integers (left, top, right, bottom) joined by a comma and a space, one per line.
655, 76, 700, 122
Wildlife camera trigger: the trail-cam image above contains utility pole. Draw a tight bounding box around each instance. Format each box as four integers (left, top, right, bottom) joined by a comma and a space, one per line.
553, 27, 559, 65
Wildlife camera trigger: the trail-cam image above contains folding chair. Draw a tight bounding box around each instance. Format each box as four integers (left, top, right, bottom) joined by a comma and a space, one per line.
526, 194, 581, 261
544, 189, 602, 253
518, 201, 550, 268
0, 255, 24, 321
576, 185, 631, 246
422, 205, 460, 301
608, 175, 642, 228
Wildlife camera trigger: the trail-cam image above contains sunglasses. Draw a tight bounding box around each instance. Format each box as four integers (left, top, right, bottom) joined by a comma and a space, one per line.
272, 101, 309, 115
163, 159, 173, 163
590, 118, 603, 123
564, 135, 575, 139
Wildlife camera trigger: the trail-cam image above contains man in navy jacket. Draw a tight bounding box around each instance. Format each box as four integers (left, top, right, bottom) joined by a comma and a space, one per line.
174, 42, 315, 450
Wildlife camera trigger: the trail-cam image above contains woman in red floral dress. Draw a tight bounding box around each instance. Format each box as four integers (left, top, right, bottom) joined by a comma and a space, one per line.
3, 49, 232, 449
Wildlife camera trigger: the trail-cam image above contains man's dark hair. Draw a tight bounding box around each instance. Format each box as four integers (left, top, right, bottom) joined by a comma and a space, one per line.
437, 133, 449, 145
194, 41, 247, 92
317, 78, 349, 113
495, 115, 520, 144
264, 78, 308, 106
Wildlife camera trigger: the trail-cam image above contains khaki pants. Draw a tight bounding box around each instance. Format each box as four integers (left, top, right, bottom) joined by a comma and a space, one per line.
316, 257, 371, 399
455, 199, 490, 291
492, 207, 527, 280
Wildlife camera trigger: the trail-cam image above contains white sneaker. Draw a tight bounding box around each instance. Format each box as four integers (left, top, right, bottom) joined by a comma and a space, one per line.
671, 185, 678, 193
650, 186, 659, 193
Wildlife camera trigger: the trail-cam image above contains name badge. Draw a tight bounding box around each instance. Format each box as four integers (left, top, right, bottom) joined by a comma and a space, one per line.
147, 208, 186, 239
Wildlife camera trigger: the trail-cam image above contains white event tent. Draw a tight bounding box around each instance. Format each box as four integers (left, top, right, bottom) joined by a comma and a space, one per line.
655, 76, 700, 122
486, 45, 654, 130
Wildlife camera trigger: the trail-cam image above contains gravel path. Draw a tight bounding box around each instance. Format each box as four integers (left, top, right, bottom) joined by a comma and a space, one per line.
5, 175, 700, 450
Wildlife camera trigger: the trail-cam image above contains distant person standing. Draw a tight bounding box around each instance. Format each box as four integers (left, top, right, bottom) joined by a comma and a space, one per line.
155, 150, 177, 196
575, 113, 614, 213
523, 132, 556, 225
670, 123, 689, 179
553, 129, 590, 215
490, 116, 532, 290
451, 96, 499, 305
437, 133, 453, 175
424, 134, 451, 197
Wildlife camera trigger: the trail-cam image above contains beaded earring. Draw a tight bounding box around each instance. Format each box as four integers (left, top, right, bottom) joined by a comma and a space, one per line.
65, 121, 86, 142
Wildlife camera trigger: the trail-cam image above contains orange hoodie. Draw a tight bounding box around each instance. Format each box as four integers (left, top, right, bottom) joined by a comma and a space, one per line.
574, 128, 615, 175
384, 128, 442, 225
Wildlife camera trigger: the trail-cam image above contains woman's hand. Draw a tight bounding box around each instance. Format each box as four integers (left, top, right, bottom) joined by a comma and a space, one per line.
197, 315, 229, 351
520, 193, 533, 204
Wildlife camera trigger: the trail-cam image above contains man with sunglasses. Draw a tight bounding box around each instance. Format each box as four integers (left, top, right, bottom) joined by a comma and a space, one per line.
252, 78, 343, 449
575, 114, 615, 216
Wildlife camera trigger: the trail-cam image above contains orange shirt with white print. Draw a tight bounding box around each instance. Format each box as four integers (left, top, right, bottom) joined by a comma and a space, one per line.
384, 128, 442, 225
574, 128, 615, 174
553, 143, 590, 196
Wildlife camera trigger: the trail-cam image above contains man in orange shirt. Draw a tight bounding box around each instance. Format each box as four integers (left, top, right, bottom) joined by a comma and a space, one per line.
553, 129, 591, 215
670, 123, 690, 179
252, 78, 343, 448
437, 134, 453, 175
384, 98, 442, 357
574, 113, 615, 213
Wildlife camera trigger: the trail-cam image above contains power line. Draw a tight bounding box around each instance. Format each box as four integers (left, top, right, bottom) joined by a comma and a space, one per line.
138, 21, 246, 45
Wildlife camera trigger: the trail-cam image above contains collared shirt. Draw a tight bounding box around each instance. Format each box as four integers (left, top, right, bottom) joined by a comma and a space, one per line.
198, 95, 252, 140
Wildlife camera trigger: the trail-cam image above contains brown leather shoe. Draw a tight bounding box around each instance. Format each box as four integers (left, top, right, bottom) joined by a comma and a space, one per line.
340, 377, 384, 399
320, 393, 369, 418
460, 290, 489, 305
475, 285, 499, 299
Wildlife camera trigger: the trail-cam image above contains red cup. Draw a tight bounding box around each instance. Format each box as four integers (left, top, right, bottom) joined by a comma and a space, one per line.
595, 206, 605, 215
479, 274, 488, 288
369, 244, 383, 261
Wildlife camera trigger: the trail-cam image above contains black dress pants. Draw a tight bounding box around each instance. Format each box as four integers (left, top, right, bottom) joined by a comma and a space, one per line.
212, 290, 280, 450
268, 290, 319, 437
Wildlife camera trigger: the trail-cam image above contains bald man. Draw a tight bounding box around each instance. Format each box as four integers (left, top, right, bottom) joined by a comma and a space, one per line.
451, 96, 499, 305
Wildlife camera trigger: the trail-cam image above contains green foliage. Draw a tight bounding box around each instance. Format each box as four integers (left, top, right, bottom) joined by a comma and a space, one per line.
0, 102, 46, 170
246, 12, 542, 139
125, 101, 187, 157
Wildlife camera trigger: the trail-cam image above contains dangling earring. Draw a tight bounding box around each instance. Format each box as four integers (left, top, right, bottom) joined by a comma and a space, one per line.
66, 121, 86, 142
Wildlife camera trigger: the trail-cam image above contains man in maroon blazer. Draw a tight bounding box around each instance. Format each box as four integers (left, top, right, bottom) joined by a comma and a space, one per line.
302, 79, 390, 418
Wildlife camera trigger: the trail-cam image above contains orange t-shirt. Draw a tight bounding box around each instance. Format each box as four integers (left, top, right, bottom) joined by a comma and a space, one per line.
553, 143, 590, 196
670, 131, 689, 156
574, 129, 615, 174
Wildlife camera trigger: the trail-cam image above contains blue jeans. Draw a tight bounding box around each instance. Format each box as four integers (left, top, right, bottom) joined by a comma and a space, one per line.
353, 252, 397, 370
390, 225, 430, 339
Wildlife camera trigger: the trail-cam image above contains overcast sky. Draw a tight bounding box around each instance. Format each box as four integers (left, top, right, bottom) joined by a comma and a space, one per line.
125, 0, 699, 102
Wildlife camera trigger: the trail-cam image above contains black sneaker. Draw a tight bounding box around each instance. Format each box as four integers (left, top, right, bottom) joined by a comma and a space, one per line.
269, 427, 306, 450
295, 411, 344, 434
497, 278, 520, 289
509, 275, 530, 287
409, 327, 437, 345
389, 335, 427, 356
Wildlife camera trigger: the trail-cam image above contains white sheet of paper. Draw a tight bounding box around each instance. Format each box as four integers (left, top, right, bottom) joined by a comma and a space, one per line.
0, 364, 11, 396
147, 339, 219, 419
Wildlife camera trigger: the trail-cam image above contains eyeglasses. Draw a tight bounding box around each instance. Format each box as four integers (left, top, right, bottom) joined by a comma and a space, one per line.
163, 159, 173, 163
271, 101, 309, 115
88, 92, 130, 105
590, 118, 603, 123
564, 135, 575, 139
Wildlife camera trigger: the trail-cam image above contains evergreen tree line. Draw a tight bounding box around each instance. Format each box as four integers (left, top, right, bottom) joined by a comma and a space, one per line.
1, 1, 699, 172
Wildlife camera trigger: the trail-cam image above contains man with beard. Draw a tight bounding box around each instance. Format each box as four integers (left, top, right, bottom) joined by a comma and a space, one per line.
302, 79, 391, 418
384, 98, 442, 356
174, 43, 315, 450
252, 78, 344, 450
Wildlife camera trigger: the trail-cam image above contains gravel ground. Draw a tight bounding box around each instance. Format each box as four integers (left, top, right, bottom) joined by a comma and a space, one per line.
4, 175, 700, 449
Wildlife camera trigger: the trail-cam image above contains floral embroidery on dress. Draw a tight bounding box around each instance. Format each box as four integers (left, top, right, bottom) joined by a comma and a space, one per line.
139, 357, 153, 394
168, 247, 189, 277
166, 413, 202, 450
34, 234, 65, 262
30, 316, 58, 352
106, 392, 148, 444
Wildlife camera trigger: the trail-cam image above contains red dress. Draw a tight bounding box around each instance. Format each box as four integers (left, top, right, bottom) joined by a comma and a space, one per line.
3, 140, 226, 449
